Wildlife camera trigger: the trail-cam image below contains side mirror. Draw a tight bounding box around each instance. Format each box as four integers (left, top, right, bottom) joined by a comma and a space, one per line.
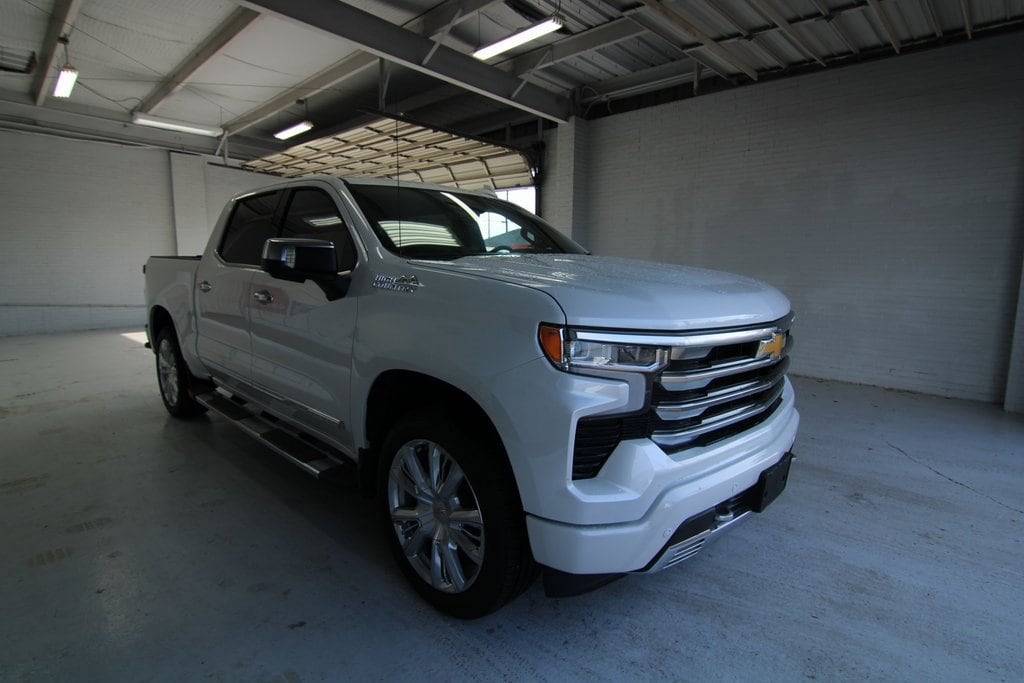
261, 238, 338, 283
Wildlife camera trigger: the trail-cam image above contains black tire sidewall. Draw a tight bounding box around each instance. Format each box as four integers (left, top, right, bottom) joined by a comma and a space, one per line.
155, 327, 205, 418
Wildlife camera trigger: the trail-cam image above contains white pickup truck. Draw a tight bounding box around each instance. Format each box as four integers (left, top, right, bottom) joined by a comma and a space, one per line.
144, 175, 798, 618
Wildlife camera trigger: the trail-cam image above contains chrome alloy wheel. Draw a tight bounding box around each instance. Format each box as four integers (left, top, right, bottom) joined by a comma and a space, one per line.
387, 439, 485, 594
157, 338, 179, 406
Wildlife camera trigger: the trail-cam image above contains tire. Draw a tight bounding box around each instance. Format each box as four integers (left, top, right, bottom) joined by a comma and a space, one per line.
155, 327, 207, 419
379, 408, 537, 618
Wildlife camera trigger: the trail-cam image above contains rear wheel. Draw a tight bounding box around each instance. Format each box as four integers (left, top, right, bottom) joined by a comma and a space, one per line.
380, 409, 536, 618
155, 327, 207, 419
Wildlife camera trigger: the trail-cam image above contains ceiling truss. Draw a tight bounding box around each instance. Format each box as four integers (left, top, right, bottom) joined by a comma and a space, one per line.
240, 0, 572, 123
225, 0, 503, 135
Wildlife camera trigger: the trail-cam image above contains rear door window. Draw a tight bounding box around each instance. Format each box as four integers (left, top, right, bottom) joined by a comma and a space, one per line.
219, 191, 283, 266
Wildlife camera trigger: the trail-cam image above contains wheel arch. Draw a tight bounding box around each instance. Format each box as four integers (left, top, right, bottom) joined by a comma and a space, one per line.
359, 370, 514, 497
148, 305, 175, 352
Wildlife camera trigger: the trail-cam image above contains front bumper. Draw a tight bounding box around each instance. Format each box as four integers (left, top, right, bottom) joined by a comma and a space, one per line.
524, 397, 799, 575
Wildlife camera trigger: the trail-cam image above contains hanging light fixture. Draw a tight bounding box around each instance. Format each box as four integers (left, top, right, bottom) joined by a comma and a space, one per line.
52, 36, 78, 98
132, 113, 223, 137
274, 120, 313, 140
472, 17, 563, 61
274, 98, 313, 140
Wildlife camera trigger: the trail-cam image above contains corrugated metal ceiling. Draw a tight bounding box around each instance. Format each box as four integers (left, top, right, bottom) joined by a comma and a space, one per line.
1, 0, 1022, 189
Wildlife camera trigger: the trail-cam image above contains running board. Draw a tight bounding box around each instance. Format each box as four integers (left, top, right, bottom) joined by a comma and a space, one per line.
195, 390, 352, 478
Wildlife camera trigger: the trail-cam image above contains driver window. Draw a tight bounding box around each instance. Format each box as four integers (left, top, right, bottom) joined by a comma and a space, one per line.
281, 188, 358, 271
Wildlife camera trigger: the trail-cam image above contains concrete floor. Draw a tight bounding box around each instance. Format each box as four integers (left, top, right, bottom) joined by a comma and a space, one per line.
1, 329, 1022, 682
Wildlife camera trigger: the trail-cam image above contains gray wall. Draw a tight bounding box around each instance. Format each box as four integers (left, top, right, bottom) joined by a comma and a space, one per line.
0, 131, 275, 336
544, 33, 1024, 405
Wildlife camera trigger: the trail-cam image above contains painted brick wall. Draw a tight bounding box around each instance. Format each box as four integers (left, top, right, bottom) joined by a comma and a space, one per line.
547, 33, 1024, 404
0, 132, 274, 336
0, 130, 176, 335
540, 117, 589, 239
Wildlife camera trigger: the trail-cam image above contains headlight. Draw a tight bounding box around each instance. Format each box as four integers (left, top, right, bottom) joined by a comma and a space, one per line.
539, 324, 669, 374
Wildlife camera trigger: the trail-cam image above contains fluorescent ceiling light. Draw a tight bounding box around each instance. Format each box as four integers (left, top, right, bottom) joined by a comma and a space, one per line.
132, 113, 222, 137
52, 66, 78, 98
472, 18, 562, 61
274, 120, 314, 140
307, 215, 343, 227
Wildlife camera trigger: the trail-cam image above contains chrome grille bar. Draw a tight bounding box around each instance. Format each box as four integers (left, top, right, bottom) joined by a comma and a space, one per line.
660, 355, 781, 388
573, 325, 781, 349
651, 384, 784, 449
655, 376, 782, 420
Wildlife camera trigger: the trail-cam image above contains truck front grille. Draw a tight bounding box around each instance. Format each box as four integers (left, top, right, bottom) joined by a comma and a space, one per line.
572, 315, 792, 480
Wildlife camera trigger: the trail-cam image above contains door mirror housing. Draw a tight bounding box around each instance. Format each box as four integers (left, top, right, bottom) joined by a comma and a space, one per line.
261, 238, 338, 283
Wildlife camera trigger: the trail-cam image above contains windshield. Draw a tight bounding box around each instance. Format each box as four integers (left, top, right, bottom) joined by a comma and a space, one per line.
347, 184, 587, 260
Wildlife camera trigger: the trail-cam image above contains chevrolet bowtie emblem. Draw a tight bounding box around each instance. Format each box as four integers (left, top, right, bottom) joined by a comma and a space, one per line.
756, 332, 786, 361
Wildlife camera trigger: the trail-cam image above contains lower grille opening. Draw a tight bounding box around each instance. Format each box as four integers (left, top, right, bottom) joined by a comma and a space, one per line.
572, 392, 784, 480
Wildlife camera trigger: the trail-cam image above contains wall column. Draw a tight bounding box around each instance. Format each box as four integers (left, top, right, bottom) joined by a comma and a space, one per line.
540, 116, 588, 241
169, 152, 209, 256
1004, 251, 1024, 413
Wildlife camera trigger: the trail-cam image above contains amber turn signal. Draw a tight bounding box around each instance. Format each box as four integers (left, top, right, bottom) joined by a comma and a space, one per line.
538, 324, 565, 366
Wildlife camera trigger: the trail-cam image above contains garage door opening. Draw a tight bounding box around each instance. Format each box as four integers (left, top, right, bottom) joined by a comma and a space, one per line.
244, 115, 536, 192
495, 186, 535, 214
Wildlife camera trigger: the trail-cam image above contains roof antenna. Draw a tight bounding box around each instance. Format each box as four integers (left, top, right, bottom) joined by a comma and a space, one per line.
394, 115, 402, 250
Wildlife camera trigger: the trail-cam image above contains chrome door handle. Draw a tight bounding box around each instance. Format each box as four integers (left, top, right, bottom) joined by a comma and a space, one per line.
198, 280, 212, 293
253, 290, 273, 304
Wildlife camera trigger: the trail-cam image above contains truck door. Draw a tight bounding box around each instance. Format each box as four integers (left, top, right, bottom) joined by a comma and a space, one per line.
195, 190, 283, 383
248, 185, 359, 447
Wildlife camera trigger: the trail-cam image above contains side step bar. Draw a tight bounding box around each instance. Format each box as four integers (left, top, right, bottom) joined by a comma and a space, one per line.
194, 390, 352, 479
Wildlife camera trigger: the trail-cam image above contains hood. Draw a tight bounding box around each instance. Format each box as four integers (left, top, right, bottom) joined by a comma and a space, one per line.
418, 254, 791, 331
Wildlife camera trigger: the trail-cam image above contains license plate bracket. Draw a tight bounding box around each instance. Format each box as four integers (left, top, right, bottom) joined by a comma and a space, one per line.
752, 451, 793, 513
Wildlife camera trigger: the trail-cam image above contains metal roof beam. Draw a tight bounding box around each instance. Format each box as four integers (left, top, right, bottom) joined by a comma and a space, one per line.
582, 60, 696, 101
225, 52, 377, 135
808, 0, 861, 55
747, 0, 827, 66
703, 0, 752, 36
405, 0, 498, 38
31, 0, 83, 106
922, 0, 944, 38
867, 0, 902, 53
626, 13, 736, 83
824, 14, 861, 55
136, 8, 259, 115
702, 0, 787, 66
499, 18, 646, 76
225, 0, 503, 135
960, 0, 974, 38
241, 0, 570, 123
637, 0, 759, 80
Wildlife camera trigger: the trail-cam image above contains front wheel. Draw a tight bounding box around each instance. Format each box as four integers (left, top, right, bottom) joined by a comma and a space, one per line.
379, 409, 536, 618
155, 327, 207, 419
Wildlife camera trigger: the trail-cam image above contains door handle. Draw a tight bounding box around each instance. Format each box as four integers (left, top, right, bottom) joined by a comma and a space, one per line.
198, 280, 212, 293
253, 290, 274, 305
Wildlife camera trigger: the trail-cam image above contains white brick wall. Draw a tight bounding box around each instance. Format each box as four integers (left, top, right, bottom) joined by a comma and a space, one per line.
0, 131, 176, 335
0, 132, 273, 336
544, 33, 1024, 404
540, 117, 588, 239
